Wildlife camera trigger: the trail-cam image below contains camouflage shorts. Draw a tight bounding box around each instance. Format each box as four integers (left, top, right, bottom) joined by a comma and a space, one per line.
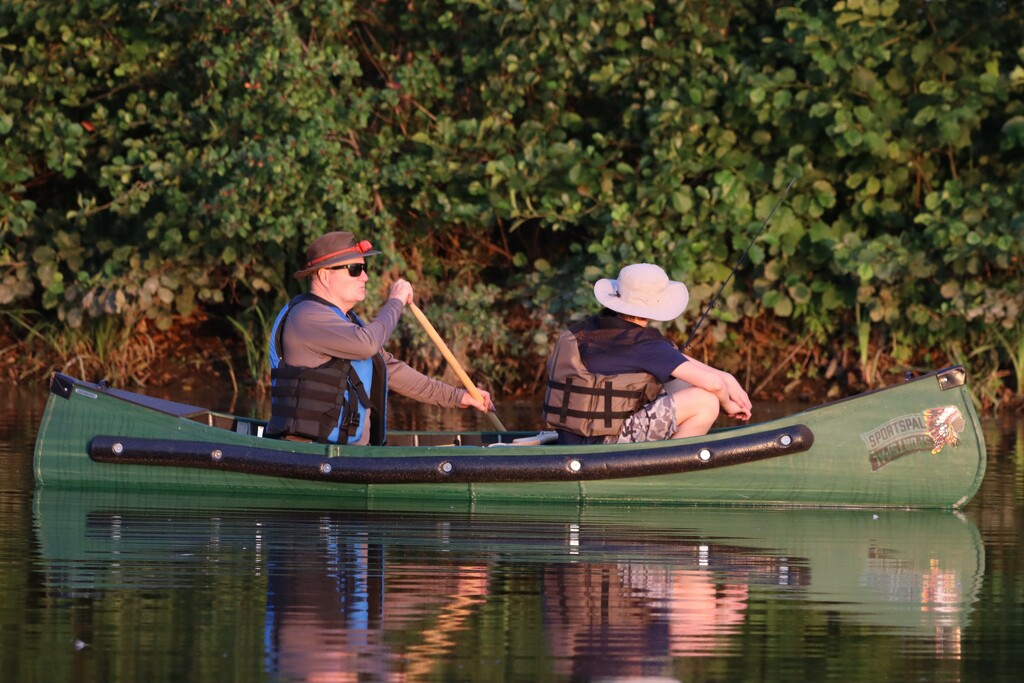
604, 392, 678, 444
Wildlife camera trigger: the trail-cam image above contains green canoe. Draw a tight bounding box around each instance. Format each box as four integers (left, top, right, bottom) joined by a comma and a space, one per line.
33, 366, 986, 508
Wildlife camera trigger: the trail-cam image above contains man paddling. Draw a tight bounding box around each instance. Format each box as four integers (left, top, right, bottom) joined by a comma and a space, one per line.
265, 231, 493, 445
542, 263, 751, 445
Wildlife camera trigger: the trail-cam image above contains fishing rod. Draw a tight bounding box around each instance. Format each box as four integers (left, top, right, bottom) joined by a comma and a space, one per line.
683, 176, 797, 350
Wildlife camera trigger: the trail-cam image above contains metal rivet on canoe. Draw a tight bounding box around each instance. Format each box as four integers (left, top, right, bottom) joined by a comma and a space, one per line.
439, 461, 453, 474
211, 449, 223, 461
568, 459, 582, 472
320, 462, 332, 475
699, 449, 712, 461
112, 442, 123, 455
780, 434, 792, 447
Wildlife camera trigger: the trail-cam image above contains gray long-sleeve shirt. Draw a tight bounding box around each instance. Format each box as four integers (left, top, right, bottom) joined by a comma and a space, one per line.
278, 296, 466, 410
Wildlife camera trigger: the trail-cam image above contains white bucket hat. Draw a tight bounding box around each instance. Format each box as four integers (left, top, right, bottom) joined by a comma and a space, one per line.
593, 263, 689, 322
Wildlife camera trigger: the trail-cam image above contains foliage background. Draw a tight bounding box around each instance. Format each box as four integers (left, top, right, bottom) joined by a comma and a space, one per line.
2, 0, 1023, 409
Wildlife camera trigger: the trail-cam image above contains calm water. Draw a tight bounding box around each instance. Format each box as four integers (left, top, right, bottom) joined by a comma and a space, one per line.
2, 382, 1023, 682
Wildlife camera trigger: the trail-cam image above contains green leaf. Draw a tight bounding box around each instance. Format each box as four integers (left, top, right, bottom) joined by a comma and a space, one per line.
671, 191, 693, 214
773, 295, 794, 317
789, 282, 812, 304
911, 41, 934, 65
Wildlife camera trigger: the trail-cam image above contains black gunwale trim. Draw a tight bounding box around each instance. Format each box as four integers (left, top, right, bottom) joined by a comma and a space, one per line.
89, 425, 814, 484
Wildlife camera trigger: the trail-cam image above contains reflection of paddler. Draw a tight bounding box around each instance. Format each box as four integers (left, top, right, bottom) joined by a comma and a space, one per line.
543, 563, 670, 680
383, 566, 489, 680
270, 542, 490, 681
542, 561, 756, 677
667, 569, 749, 657
269, 539, 388, 681
618, 563, 751, 657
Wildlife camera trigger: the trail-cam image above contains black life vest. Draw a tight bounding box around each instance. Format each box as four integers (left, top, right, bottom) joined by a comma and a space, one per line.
265, 293, 388, 445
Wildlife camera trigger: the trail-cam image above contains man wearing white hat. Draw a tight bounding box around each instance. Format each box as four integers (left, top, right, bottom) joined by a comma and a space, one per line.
542, 263, 751, 445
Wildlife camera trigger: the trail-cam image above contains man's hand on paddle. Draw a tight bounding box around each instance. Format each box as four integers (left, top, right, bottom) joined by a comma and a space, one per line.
460, 389, 495, 413
389, 278, 414, 305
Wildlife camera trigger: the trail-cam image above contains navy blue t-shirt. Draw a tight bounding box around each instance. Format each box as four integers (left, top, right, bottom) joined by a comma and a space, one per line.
577, 313, 686, 382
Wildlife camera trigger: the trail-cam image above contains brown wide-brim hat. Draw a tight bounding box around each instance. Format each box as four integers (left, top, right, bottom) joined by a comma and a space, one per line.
294, 231, 382, 279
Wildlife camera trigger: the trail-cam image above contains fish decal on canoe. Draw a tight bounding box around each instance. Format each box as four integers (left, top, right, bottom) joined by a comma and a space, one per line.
923, 405, 965, 454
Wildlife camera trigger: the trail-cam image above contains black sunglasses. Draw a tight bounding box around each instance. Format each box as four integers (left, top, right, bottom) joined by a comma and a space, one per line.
329, 263, 370, 277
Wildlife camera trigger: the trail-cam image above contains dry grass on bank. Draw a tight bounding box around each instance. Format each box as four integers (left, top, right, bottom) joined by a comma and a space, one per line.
2, 313, 1019, 414
0, 312, 237, 393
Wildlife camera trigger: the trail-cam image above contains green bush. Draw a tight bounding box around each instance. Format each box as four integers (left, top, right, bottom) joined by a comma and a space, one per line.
2, 0, 1022, 402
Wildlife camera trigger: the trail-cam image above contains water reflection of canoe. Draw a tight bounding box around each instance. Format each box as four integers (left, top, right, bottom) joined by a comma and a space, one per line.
33, 489, 984, 642
34, 366, 986, 508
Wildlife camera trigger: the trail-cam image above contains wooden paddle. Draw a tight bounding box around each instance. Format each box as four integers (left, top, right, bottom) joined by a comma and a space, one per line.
408, 302, 507, 432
